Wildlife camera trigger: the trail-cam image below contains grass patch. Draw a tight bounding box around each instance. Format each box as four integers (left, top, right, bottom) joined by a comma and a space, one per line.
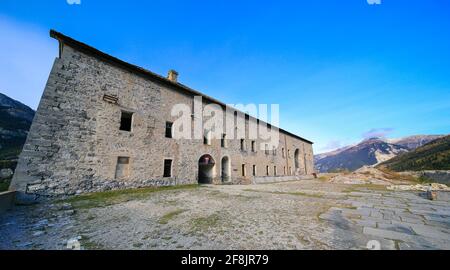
62, 184, 199, 210
190, 213, 222, 232
158, 209, 186, 224
0, 177, 11, 192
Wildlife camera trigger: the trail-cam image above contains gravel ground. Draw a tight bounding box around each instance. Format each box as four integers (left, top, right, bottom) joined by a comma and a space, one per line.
1, 179, 449, 250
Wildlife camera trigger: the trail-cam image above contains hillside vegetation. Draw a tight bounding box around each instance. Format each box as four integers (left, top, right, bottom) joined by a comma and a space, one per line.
378, 135, 450, 171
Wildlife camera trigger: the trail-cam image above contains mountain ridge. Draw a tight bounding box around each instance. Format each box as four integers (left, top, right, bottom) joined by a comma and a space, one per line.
315, 135, 445, 173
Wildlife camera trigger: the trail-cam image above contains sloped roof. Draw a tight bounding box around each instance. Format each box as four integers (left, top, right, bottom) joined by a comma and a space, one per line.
50, 30, 313, 145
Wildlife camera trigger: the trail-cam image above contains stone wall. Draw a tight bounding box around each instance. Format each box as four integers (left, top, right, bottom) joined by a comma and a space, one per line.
10, 37, 315, 199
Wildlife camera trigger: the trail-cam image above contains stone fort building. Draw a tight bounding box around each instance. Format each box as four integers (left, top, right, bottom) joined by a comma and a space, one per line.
10, 30, 314, 198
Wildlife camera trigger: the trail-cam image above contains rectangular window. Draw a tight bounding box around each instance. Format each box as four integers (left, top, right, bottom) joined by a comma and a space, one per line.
163, 159, 172, 178
284, 166, 286, 175
265, 144, 269, 155
165, 122, 173, 138
282, 148, 285, 158
251, 141, 256, 152
274, 166, 277, 176
204, 131, 211, 145
266, 166, 270, 176
221, 134, 227, 148
120, 111, 133, 131
253, 165, 257, 176
241, 139, 246, 151
242, 164, 246, 177
115, 157, 130, 179
273, 146, 277, 156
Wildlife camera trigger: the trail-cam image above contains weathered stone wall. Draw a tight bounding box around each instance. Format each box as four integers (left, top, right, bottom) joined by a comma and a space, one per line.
10, 41, 315, 198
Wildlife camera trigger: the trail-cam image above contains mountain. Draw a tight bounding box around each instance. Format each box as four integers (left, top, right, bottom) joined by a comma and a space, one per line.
379, 135, 450, 172
387, 135, 444, 150
315, 138, 410, 173
0, 92, 35, 170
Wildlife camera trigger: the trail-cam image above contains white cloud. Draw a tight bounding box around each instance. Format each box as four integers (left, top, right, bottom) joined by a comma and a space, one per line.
367, 0, 382, 5
362, 128, 394, 139
320, 140, 342, 152
0, 16, 57, 109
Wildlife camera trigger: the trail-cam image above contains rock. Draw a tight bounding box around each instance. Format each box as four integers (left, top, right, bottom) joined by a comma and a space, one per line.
66, 236, 82, 250
32, 230, 45, 237
0, 168, 13, 179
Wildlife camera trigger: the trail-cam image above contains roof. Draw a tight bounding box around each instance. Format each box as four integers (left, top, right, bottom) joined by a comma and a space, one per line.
50, 30, 313, 145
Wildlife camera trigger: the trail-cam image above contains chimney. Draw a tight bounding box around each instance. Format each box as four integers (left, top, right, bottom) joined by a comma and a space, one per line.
167, 70, 179, 83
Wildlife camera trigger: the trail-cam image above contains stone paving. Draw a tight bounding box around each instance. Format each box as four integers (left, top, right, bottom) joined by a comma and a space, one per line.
319, 189, 450, 250
0, 180, 449, 250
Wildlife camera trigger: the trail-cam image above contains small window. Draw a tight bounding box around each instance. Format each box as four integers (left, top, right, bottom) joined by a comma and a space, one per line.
282, 148, 285, 158
253, 165, 257, 176
242, 164, 246, 177
163, 159, 172, 177
284, 166, 286, 175
265, 144, 269, 155
204, 131, 211, 145
165, 122, 173, 138
221, 134, 227, 148
272, 146, 277, 156
274, 166, 277, 176
266, 166, 270, 176
251, 141, 256, 152
115, 157, 130, 179
241, 139, 246, 151
120, 111, 133, 131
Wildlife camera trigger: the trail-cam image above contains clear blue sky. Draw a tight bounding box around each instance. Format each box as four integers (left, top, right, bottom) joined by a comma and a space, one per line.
1, 0, 449, 153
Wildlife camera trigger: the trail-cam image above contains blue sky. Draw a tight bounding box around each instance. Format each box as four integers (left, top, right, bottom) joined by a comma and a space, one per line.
1, 0, 450, 154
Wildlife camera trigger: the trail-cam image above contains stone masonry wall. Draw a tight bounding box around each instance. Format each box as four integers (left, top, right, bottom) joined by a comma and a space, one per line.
10, 42, 315, 198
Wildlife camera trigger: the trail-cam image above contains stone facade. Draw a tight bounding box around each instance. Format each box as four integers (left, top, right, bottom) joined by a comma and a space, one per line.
10, 31, 314, 198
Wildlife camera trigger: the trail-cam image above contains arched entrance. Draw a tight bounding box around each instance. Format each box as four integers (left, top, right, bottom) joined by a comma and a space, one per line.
221, 156, 231, 183
198, 154, 215, 184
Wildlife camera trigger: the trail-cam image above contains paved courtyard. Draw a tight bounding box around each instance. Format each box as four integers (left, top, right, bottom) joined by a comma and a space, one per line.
1, 180, 449, 250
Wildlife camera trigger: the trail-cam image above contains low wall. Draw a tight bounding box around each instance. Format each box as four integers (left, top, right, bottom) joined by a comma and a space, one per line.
0, 191, 16, 214
252, 175, 314, 184
420, 171, 450, 185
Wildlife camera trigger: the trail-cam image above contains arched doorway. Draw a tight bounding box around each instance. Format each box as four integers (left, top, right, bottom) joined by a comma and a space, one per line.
221, 156, 231, 183
294, 149, 300, 171
198, 154, 215, 184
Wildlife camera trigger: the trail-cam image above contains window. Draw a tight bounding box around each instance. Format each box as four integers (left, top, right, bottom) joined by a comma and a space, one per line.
165, 122, 173, 138
241, 139, 246, 151
115, 157, 130, 179
221, 134, 227, 148
204, 131, 211, 145
266, 166, 270, 176
274, 166, 277, 176
251, 141, 256, 152
253, 165, 257, 176
282, 148, 285, 158
163, 159, 172, 177
120, 111, 133, 131
284, 166, 286, 175
272, 146, 277, 156
265, 144, 269, 155
242, 164, 246, 177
